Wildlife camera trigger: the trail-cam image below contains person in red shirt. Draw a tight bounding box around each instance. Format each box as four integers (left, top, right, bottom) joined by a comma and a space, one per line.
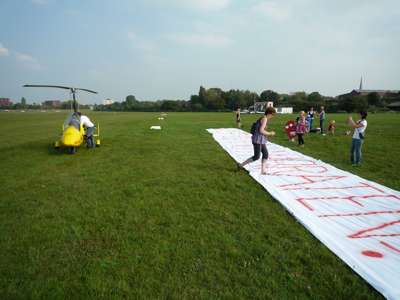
328, 120, 335, 135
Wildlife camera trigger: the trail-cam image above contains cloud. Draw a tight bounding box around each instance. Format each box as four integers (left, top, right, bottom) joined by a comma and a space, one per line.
183, 0, 230, 11
141, 54, 171, 64
164, 33, 235, 47
14, 53, 44, 70
250, 1, 291, 20
135, 0, 230, 11
30, 0, 54, 5
127, 31, 157, 52
0, 43, 10, 56
0, 42, 43, 69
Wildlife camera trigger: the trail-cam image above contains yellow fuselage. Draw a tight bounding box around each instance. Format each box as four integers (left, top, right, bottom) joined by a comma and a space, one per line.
61, 125, 84, 147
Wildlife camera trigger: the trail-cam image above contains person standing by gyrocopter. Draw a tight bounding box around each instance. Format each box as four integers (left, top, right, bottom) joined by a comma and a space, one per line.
78, 112, 96, 150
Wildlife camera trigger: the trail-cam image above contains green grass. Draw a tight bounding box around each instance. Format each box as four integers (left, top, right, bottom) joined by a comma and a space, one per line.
1, 110, 399, 299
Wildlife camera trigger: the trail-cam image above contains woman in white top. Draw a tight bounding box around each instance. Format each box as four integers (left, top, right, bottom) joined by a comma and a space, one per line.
347, 110, 367, 166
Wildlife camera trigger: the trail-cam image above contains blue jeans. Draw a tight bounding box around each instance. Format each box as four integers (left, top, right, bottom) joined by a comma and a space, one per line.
249, 143, 269, 163
309, 119, 313, 130
86, 127, 95, 149
320, 119, 325, 134
350, 138, 364, 164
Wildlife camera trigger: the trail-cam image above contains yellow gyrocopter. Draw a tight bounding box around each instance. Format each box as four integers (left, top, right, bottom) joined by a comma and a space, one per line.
23, 85, 100, 154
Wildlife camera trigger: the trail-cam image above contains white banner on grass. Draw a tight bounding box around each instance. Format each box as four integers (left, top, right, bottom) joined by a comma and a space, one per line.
208, 128, 400, 300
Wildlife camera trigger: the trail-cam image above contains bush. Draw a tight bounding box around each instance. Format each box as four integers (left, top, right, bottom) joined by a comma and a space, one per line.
366, 107, 389, 113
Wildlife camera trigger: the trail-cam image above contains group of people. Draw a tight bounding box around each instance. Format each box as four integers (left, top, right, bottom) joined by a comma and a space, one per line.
294, 107, 337, 147
236, 107, 368, 174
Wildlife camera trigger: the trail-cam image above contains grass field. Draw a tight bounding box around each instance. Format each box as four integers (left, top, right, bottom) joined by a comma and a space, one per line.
1, 110, 399, 299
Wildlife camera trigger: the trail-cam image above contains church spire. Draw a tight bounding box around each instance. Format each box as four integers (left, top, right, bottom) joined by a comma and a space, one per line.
359, 77, 362, 90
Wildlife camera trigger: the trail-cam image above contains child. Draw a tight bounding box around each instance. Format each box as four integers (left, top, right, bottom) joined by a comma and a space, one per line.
328, 120, 335, 135
306, 115, 311, 133
297, 111, 307, 147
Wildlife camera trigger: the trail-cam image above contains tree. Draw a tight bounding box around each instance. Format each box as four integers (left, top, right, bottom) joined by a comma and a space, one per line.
126, 95, 137, 106
193, 103, 202, 110
280, 94, 290, 103
198, 86, 206, 106
260, 90, 280, 105
225, 89, 245, 110
161, 100, 181, 111
13, 103, 24, 109
208, 95, 225, 110
202, 89, 215, 109
60, 101, 71, 109
209, 88, 223, 96
367, 92, 381, 107
20, 97, 28, 109
201, 88, 225, 109
307, 92, 322, 102
290, 91, 307, 101
338, 96, 368, 112
242, 90, 258, 108
290, 99, 306, 112
190, 95, 200, 105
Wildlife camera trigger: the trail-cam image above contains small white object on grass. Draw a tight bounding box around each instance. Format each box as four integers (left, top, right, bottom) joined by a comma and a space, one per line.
150, 126, 161, 130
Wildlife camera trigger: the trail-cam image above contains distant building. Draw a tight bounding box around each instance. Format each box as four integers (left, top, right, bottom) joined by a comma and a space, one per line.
324, 97, 339, 108
102, 99, 115, 105
387, 102, 400, 111
179, 101, 191, 108
338, 89, 399, 100
0, 98, 13, 106
254, 102, 273, 111
276, 107, 293, 114
42, 100, 62, 107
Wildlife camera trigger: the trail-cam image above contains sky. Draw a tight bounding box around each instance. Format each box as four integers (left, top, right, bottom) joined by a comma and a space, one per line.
1, 0, 399, 105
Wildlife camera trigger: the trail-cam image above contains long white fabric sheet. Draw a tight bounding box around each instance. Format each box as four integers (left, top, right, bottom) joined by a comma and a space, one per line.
208, 128, 400, 300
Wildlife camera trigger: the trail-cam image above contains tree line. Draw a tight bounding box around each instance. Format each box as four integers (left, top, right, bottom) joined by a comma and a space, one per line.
4, 88, 398, 113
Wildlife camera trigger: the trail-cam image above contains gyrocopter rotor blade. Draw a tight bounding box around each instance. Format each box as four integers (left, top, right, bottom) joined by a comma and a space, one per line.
23, 85, 97, 94
23, 85, 98, 113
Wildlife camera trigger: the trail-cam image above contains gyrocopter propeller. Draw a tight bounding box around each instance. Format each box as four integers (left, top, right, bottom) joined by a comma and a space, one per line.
23, 85, 100, 154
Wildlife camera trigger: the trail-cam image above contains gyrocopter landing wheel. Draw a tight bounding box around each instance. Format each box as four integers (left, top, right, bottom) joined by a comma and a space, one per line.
70, 147, 76, 154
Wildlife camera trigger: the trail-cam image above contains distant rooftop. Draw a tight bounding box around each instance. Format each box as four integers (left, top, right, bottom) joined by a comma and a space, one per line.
354, 89, 399, 93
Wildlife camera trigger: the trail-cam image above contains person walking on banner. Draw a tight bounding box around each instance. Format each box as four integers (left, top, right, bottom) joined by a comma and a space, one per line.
347, 110, 367, 166
238, 107, 276, 175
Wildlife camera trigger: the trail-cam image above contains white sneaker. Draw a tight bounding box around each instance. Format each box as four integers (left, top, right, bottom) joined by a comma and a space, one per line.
322, 134, 326, 136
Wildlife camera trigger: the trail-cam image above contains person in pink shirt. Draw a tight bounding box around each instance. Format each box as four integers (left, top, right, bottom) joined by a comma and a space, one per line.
296, 111, 307, 147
